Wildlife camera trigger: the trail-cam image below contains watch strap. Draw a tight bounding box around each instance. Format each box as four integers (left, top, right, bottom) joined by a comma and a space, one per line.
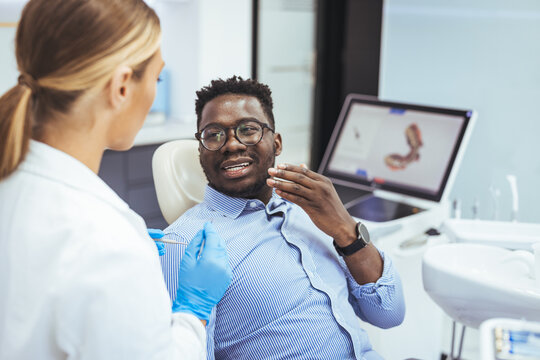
333, 237, 368, 257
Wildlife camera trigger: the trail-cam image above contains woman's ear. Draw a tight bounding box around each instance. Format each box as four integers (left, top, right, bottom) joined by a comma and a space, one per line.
108, 65, 133, 109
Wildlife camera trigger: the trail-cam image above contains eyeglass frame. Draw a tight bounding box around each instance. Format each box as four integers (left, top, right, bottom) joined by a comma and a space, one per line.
194, 118, 275, 151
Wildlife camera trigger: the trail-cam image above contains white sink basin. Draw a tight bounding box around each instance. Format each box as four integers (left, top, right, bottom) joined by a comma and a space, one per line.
422, 243, 540, 328
442, 219, 540, 250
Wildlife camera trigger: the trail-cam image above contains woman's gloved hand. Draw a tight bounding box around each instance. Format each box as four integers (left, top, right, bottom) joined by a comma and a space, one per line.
172, 222, 232, 320
147, 228, 166, 256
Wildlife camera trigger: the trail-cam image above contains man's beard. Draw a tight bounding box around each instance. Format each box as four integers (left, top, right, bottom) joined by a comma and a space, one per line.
202, 145, 276, 199
209, 172, 271, 199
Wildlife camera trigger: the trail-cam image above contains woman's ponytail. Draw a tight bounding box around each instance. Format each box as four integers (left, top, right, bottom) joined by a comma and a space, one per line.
0, 82, 33, 180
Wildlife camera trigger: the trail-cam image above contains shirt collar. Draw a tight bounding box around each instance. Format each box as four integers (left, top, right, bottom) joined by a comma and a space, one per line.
21, 140, 129, 212
204, 185, 289, 219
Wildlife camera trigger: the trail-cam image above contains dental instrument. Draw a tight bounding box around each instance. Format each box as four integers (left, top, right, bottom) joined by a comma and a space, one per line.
452, 199, 461, 219
197, 221, 213, 259
198, 237, 205, 260
489, 186, 501, 220
472, 198, 479, 220
153, 238, 183, 245
398, 228, 440, 250
507, 174, 519, 222
148, 228, 183, 245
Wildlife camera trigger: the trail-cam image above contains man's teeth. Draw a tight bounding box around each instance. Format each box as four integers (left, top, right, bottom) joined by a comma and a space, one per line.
224, 163, 249, 171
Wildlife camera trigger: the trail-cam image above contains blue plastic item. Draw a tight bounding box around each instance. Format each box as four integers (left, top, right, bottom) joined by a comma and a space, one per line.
172, 222, 232, 320
147, 228, 166, 256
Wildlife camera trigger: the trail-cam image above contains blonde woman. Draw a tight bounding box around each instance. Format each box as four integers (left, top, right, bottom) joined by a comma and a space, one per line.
0, 0, 231, 359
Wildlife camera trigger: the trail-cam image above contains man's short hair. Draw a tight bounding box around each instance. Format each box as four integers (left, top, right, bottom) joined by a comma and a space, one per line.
195, 76, 275, 129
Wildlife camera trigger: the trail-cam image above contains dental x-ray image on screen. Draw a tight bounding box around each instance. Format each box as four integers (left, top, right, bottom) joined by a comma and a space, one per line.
318, 94, 476, 222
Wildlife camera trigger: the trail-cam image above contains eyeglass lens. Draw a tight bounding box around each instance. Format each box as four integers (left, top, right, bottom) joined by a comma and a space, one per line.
200, 120, 265, 150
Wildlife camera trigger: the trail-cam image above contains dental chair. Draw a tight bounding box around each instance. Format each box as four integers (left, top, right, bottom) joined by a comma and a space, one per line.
152, 139, 207, 225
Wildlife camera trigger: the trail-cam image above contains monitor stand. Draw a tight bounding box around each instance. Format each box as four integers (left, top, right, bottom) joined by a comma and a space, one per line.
333, 183, 371, 204
345, 195, 425, 223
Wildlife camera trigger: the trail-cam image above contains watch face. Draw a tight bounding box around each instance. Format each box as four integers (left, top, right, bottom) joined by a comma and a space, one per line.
358, 223, 370, 244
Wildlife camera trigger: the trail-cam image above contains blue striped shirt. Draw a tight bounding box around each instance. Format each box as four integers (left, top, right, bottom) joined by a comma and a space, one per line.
160, 186, 405, 360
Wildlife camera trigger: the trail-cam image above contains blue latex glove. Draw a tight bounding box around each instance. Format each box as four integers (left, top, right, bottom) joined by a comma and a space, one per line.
172, 222, 232, 320
147, 228, 166, 256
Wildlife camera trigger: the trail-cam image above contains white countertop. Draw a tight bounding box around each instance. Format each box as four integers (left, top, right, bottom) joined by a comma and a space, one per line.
133, 121, 197, 146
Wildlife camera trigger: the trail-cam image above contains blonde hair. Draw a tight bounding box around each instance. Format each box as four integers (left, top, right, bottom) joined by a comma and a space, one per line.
0, 0, 161, 179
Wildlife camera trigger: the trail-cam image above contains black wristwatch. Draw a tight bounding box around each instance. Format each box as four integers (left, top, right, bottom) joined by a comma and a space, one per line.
333, 222, 371, 257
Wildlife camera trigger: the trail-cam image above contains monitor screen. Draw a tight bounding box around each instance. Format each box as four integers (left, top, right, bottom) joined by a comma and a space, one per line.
319, 94, 475, 202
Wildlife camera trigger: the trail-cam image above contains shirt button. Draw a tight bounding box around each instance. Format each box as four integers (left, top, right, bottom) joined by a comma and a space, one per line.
249, 202, 257, 208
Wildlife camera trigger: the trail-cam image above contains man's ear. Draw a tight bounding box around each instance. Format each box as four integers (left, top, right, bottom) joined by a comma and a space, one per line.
108, 65, 133, 109
274, 132, 282, 156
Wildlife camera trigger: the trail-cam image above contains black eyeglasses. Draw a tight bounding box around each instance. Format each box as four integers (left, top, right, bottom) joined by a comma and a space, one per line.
195, 119, 274, 151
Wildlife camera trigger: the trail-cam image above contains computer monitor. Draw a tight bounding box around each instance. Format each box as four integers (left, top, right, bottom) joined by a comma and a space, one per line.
318, 94, 476, 222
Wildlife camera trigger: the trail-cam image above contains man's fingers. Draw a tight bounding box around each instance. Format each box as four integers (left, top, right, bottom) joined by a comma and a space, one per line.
273, 187, 308, 207
277, 163, 316, 178
284, 163, 316, 175
268, 164, 319, 188
267, 177, 306, 196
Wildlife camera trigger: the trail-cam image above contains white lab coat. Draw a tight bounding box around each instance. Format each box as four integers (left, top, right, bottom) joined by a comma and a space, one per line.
0, 140, 205, 360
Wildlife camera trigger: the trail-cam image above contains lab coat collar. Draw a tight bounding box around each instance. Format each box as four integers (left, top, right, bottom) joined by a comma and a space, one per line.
21, 140, 129, 212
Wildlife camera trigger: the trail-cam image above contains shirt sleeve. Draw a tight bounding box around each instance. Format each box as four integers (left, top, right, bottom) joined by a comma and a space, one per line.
342, 250, 406, 329
54, 213, 206, 360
